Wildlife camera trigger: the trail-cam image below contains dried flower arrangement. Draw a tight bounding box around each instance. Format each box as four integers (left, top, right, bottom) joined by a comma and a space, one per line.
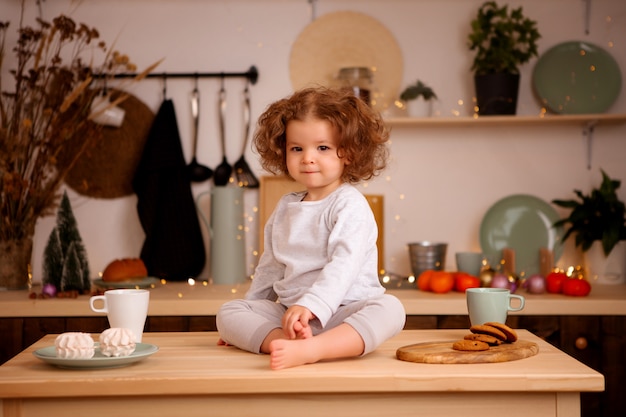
0, 6, 157, 289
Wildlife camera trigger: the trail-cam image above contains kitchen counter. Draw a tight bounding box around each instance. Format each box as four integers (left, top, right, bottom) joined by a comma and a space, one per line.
1, 281, 625, 317
0, 330, 603, 417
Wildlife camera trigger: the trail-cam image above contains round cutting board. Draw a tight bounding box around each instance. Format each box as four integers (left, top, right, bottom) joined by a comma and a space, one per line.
396, 340, 539, 364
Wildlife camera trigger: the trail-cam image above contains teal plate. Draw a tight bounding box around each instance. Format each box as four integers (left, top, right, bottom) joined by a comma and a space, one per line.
33, 342, 158, 369
532, 41, 622, 114
92, 277, 160, 289
480, 194, 564, 276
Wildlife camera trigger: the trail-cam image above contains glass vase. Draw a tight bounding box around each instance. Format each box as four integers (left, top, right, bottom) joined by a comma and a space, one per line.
0, 236, 33, 290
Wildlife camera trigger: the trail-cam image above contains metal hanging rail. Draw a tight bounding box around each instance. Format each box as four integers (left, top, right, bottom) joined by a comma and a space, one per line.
105, 65, 259, 85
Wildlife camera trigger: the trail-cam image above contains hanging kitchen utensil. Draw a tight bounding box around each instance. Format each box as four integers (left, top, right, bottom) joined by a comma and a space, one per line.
234, 83, 259, 188
187, 79, 213, 182
213, 78, 232, 186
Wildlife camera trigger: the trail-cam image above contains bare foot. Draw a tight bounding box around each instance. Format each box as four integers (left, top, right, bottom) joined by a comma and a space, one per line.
269, 338, 320, 370
217, 338, 231, 346
268, 323, 364, 369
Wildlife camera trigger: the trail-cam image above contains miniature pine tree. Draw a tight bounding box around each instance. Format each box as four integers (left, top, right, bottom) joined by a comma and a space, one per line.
42, 229, 63, 290
42, 191, 91, 293
61, 242, 83, 291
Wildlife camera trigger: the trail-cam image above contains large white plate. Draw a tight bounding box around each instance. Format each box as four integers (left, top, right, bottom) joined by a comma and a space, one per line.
532, 41, 622, 114
33, 343, 158, 369
480, 194, 564, 276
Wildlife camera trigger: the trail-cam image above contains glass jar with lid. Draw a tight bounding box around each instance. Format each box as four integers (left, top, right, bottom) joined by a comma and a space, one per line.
336, 66, 375, 106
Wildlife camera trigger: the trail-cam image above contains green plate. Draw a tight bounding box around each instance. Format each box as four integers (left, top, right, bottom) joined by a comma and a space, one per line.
480, 194, 564, 276
532, 41, 622, 114
33, 342, 158, 369
92, 276, 160, 289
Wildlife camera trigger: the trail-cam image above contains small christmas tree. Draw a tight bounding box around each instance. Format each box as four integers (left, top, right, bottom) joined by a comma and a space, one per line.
42, 230, 63, 291
43, 191, 90, 293
61, 242, 84, 291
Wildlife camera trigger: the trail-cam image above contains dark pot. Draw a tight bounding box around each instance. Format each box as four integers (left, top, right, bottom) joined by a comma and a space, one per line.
474, 73, 520, 116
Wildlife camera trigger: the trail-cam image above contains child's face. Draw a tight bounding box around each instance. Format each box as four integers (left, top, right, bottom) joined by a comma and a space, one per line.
285, 117, 348, 201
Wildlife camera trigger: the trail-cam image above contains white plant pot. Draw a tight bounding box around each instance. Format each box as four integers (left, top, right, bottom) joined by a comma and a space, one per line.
406, 98, 433, 118
584, 240, 626, 285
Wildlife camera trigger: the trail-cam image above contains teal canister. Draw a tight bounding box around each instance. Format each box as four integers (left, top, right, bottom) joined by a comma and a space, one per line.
210, 187, 246, 284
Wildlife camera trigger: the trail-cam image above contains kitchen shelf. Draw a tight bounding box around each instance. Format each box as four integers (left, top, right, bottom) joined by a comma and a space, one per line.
385, 113, 626, 127
385, 113, 626, 170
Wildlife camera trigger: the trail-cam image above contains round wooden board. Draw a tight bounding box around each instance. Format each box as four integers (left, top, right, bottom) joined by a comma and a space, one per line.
289, 11, 403, 110
396, 340, 539, 364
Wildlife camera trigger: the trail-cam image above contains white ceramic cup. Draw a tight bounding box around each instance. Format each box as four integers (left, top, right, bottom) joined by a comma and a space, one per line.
90, 95, 125, 127
89, 289, 149, 342
466, 287, 525, 326
455, 252, 484, 277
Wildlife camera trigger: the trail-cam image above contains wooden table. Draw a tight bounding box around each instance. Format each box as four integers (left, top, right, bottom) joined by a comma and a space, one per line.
0, 330, 603, 417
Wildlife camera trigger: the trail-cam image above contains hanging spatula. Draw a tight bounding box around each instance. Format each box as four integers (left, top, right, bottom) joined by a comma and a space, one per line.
213, 80, 232, 186
234, 83, 259, 188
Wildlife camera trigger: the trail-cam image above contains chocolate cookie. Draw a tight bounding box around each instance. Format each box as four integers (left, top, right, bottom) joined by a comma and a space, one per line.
452, 339, 490, 351
469, 324, 507, 342
464, 333, 503, 346
484, 322, 518, 343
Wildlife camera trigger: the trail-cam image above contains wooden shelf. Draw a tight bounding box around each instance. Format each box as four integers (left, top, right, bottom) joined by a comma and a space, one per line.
386, 113, 626, 127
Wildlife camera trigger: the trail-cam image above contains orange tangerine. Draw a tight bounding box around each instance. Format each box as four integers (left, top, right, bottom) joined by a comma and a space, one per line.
416, 270, 435, 291
429, 271, 455, 294
454, 272, 481, 293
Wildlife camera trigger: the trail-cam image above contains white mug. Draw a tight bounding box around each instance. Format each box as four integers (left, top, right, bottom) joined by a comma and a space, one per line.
466, 287, 524, 326
89, 289, 149, 342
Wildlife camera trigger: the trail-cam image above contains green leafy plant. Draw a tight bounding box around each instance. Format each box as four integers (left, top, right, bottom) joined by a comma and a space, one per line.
468, 1, 541, 75
552, 170, 626, 256
400, 80, 437, 101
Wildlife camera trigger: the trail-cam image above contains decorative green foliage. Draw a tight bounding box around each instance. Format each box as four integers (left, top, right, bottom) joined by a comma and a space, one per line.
61, 242, 84, 291
553, 170, 626, 256
43, 230, 63, 290
468, 1, 541, 75
42, 191, 90, 292
400, 80, 437, 101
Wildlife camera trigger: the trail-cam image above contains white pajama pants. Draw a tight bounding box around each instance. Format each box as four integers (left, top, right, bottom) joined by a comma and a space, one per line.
216, 294, 406, 354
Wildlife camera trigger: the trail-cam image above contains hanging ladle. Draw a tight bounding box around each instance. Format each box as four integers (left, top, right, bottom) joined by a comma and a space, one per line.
213, 78, 232, 186
187, 79, 213, 182
234, 83, 259, 188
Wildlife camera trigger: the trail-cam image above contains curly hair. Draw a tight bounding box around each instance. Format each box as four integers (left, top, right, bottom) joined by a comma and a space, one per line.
253, 86, 389, 184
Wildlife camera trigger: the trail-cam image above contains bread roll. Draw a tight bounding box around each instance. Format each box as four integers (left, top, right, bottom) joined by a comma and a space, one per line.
102, 258, 148, 282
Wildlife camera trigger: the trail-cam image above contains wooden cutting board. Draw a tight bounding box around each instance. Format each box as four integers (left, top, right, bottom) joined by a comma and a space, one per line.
396, 340, 539, 364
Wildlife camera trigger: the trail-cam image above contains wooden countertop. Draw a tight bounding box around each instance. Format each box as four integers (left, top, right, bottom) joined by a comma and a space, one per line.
0, 330, 603, 398
1, 281, 625, 317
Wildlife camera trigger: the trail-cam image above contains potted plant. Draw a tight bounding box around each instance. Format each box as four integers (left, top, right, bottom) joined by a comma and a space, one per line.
400, 80, 437, 117
552, 170, 626, 284
468, 1, 541, 115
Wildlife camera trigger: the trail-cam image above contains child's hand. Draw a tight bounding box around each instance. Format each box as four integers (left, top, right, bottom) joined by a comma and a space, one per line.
282, 305, 314, 339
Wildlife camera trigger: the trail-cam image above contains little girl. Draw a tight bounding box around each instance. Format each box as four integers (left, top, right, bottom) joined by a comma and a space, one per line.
216, 86, 406, 370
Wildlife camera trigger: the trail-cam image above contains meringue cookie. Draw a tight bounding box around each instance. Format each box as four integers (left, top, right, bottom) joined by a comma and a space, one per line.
99, 328, 136, 357
55, 332, 95, 359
